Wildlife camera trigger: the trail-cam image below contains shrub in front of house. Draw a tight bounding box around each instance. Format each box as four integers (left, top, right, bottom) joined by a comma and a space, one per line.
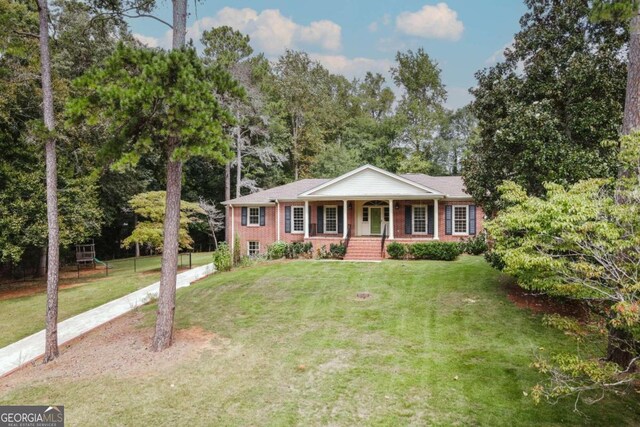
212, 242, 232, 271
329, 242, 346, 259
317, 243, 346, 259
267, 241, 288, 259
386, 242, 407, 259
461, 233, 488, 255
267, 241, 313, 260
285, 242, 313, 259
408, 242, 462, 261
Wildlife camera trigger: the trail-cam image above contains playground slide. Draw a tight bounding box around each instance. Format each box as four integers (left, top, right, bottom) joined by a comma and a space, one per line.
93, 258, 109, 268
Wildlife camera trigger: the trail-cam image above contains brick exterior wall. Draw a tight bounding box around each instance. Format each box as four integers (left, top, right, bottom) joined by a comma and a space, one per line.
229, 200, 485, 256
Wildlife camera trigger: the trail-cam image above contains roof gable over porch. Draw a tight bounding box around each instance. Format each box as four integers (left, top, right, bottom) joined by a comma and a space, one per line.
299, 165, 442, 199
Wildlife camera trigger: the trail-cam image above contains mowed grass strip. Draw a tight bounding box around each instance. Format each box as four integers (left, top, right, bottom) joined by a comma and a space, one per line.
0, 252, 213, 347
2, 256, 639, 425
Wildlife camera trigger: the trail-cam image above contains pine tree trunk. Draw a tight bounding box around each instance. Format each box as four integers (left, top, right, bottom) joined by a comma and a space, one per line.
607, 6, 640, 368
37, 0, 60, 364
622, 9, 640, 136
152, 156, 182, 351
236, 134, 242, 198
151, 0, 187, 352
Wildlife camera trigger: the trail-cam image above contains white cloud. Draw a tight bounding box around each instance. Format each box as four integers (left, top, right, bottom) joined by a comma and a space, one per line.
132, 33, 160, 48
310, 54, 393, 80
298, 20, 342, 51
184, 7, 341, 55
396, 3, 464, 41
485, 40, 513, 65
369, 13, 391, 33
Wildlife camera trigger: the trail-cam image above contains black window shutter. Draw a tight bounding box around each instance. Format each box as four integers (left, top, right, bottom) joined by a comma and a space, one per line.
404, 205, 412, 234
338, 206, 344, 234
427, 205, 434, 235
445, 205, 452, 235
284, 206, 291, 233
317, 206, 324, 233
241, 207, 247, 226
259, 207, 266, 226
469, 205, 476, 235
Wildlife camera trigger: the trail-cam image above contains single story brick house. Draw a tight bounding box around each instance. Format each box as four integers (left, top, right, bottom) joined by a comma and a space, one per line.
222, 165, 484, 260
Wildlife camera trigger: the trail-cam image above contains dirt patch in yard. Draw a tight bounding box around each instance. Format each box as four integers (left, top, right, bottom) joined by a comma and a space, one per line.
503, 280, 590, 320
1, 312, 222, 392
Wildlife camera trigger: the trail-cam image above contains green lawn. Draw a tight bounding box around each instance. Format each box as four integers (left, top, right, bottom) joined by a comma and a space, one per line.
2, 257, 639, 425
0, 252, 212, 348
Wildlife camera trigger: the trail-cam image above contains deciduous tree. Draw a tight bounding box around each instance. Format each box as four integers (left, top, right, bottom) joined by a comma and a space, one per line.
464, 0, 627, 214
69, 44, 240, 351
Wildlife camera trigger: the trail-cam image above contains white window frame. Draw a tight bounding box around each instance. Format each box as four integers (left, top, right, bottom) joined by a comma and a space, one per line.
292, 206, 304, 234
247, 241, 260, 256
248, 207, 260, 226
453, 205, 469, 235
412, 205, 428, 235
324, 205, 338, 234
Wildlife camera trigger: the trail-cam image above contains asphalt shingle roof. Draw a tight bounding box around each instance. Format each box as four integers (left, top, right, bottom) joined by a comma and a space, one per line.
222, 173, 470, 205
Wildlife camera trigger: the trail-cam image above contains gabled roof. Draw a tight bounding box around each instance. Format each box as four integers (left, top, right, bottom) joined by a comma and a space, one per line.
400, 174, 469, 198
222, 165, 472, 205
221, 179, 328, 205
299, 164, 442, 198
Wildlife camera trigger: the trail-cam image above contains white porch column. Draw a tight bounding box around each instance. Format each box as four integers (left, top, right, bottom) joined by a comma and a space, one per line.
304, 200, 309, 239
343, 200, 348, 239
433, 199, 439, 240
276, 200, 281, 241
388, 199, 394, 240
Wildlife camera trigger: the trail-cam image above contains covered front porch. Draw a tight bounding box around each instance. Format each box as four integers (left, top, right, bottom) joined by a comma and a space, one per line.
295, 164, 447, 244
301, 198, 441, 241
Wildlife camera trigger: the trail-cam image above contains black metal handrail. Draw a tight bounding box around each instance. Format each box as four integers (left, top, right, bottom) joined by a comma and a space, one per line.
381, 224, 387, 256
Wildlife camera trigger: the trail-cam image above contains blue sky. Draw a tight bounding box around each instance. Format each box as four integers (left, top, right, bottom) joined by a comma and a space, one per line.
128, 1, 527, 109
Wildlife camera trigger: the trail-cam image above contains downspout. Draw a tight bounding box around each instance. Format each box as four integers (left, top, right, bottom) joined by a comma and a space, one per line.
230, 204, 234, 255
275, 199, 280, 241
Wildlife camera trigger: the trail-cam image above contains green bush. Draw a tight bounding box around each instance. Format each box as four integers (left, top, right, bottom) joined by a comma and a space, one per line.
461, 234, 488, 255
233, 234, 241, 266
484, 250, 505, 270
285, 242, 313, 259
267, 241, 287, 259
317, 245, 330, 259
212, 242, 232, 272
329, 242, 346, 259
408, 242, 462, 261
386, 242, 407, 259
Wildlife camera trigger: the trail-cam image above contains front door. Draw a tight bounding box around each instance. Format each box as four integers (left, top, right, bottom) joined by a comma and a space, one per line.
370, 208, 382, 235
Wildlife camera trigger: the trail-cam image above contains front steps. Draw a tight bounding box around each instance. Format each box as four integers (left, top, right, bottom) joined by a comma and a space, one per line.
344, 238, 385, 261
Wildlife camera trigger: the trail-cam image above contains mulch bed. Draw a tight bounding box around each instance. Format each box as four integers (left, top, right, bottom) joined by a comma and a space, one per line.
502, 279, 590, 320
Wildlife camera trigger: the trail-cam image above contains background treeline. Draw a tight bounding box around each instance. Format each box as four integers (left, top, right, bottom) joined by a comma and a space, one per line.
0, 0, 628, 269
0, 0, 476, 267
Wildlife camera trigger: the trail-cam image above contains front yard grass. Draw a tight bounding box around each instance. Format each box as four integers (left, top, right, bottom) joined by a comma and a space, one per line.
2, 256, 639, 425
0, 252, 213, 348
